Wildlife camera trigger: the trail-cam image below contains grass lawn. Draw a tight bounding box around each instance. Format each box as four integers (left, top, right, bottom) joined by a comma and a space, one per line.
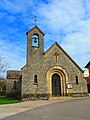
0, 96, 21, 105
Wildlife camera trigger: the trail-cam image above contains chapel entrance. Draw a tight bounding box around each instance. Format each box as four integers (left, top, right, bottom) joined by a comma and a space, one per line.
52, 73, 61, 96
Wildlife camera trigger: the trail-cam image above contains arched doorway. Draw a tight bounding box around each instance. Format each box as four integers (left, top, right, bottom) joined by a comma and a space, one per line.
52, 73, 61, 96
46, 65, 69, 96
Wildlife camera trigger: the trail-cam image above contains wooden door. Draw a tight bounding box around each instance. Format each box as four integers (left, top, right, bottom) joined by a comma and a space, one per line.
52, 74, 61, 96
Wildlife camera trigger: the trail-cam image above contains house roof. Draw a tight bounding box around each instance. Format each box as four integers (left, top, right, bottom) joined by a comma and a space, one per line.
26, 25, 45, 36
85, 61, 90, 68
7, 70, 22, 79
44, 42, 83, 72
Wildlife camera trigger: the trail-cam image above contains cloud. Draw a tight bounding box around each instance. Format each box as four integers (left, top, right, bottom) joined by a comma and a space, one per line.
0, 38, 26, 70
0, 0, 34, 14
0, 0, 90, 75
37, 0, 84, 27
35, 0, 90, 68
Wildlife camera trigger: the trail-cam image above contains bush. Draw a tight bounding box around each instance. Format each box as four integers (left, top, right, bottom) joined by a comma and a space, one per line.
6, 91, 21, 100
0, 91, 6, 96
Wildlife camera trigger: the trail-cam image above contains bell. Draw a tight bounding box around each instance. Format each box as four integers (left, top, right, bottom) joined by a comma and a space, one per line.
34, 37, 37, 43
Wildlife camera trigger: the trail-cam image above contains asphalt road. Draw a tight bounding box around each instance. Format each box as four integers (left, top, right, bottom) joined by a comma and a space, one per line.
1, 98, 90, 120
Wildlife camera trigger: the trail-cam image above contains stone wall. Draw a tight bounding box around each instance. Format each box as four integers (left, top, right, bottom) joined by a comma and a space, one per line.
6, 26, 88, 100
21, 42, 87, 98
44, 43, 87, 96
6, 79, 21, 98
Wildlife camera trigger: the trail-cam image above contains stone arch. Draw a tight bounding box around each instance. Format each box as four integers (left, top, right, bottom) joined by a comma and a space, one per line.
46, 65, 69, 96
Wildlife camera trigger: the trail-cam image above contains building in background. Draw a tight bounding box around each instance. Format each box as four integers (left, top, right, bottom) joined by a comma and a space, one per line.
84, 61, 90, 94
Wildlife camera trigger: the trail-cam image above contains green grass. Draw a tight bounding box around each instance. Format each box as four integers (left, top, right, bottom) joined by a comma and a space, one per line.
0, 96, 21, 105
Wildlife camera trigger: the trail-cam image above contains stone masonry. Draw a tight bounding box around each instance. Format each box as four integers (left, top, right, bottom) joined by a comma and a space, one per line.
6, 26, 88, 99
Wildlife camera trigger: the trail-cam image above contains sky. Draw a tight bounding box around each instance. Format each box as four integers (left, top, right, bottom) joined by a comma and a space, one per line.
0, 0, 90, 76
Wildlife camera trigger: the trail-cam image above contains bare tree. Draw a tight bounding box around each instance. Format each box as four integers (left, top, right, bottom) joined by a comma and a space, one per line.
0, 56, 8, 76
0, 78, 6, 91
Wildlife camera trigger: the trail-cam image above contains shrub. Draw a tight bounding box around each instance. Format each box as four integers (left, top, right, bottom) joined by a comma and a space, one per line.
0, 91, 6, 96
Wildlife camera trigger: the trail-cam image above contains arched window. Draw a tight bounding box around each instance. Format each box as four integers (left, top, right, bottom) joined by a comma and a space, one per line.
32, 34, 39, 47
34, 75, 38, 84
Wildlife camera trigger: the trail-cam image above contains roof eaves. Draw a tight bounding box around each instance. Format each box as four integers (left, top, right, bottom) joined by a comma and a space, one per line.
55, 42, 83, 72
21, 65, 26, 70
26, 26, 45, 36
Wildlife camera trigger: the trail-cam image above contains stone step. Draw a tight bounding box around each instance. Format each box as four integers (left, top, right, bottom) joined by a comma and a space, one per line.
49, 96, 72, 100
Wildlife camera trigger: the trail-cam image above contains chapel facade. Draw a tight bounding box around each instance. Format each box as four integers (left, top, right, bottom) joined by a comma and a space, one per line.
6, 26, 87, 99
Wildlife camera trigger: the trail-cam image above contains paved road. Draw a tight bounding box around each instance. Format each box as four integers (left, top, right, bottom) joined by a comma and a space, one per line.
1, 98, 90, 120
0, 97, 72, 119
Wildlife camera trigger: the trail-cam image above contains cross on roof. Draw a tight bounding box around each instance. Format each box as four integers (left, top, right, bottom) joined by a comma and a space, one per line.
54, 51, 59, 62
34, 16, 37, 26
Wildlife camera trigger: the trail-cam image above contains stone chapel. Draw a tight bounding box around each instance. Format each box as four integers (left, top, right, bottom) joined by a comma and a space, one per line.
6, 25, 87, 99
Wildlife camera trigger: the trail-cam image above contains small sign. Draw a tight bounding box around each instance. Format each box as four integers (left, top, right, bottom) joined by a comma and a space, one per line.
67, 83, 72, 89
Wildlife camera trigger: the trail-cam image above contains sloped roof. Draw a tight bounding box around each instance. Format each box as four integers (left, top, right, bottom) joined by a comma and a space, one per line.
44, 42, 83, 72
85, 61, 90, 68
26, 25, 45, 36
21, 65, 26, 70
7, 70, 22, 79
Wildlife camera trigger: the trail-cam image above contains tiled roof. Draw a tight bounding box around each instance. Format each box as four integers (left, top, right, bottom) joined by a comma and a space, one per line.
7, 70, 22, 79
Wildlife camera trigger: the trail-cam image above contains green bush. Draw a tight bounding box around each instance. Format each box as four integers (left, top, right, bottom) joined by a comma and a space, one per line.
0, 91, 6, 96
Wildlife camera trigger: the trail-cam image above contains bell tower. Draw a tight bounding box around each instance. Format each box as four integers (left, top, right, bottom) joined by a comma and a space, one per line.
26, 26, 45, 65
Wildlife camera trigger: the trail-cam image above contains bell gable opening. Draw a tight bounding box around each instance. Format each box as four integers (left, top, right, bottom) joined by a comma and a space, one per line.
32, 34, 39, 47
